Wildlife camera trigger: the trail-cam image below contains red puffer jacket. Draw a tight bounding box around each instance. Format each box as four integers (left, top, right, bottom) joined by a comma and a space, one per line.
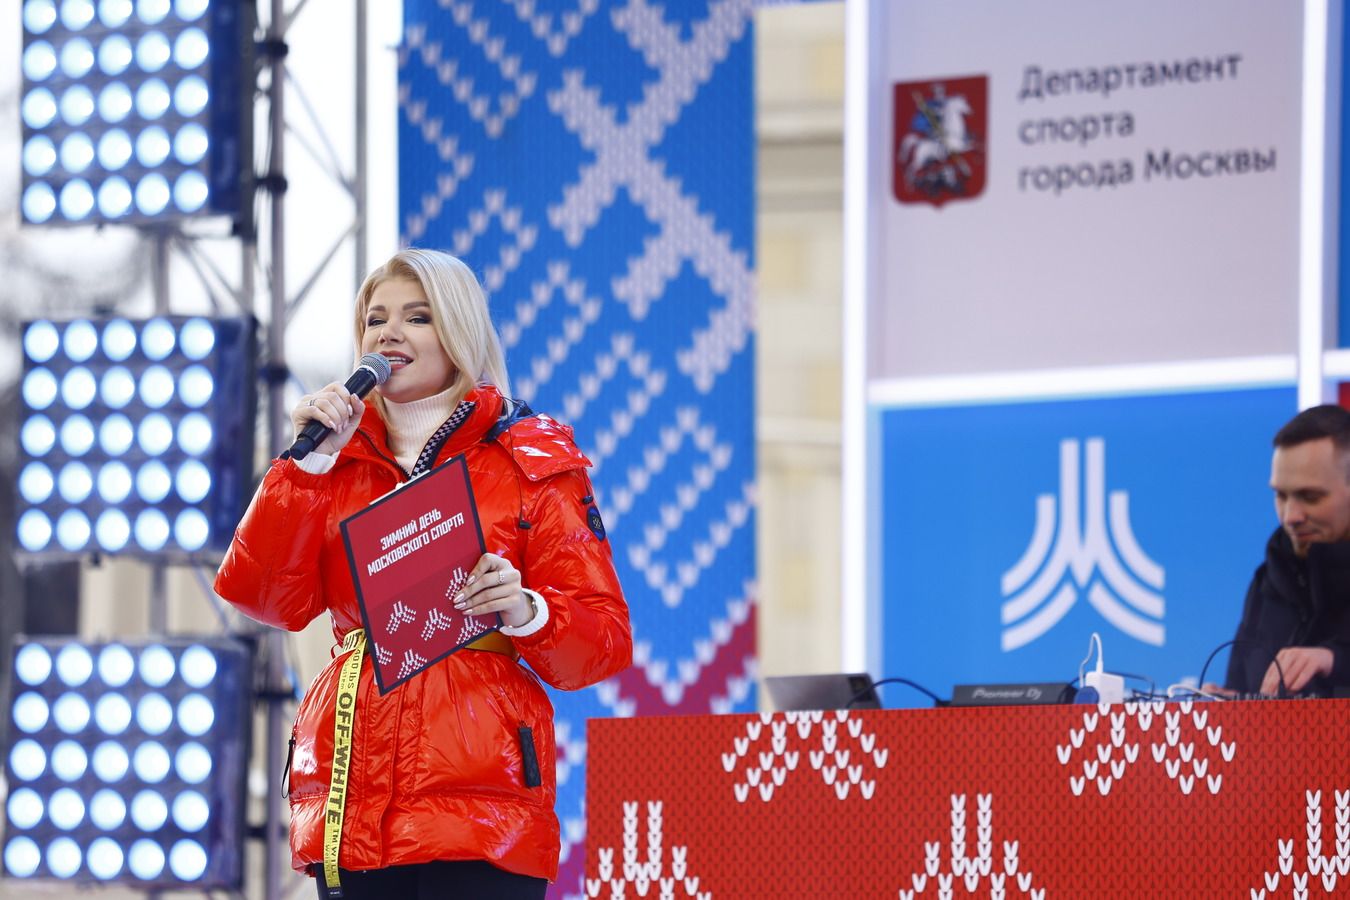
214, 384, 631, 880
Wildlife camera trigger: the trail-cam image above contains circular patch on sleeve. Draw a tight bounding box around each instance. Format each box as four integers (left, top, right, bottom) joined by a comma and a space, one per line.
586, 505, 607, 541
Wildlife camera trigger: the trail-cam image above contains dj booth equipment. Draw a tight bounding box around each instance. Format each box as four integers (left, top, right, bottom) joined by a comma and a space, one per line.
585, 700, 1350, 897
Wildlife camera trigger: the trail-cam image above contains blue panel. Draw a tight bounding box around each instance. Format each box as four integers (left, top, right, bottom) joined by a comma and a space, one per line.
875, 388, 1296, 705
399, 1, 757, 889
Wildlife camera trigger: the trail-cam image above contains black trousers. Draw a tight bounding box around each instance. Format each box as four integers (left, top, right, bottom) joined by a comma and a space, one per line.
312, 860, 548, 900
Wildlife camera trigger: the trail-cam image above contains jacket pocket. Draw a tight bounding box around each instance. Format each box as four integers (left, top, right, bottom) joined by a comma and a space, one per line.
415, 652, 552, 801
489, 661, 554, 793
286, 653, 345, 801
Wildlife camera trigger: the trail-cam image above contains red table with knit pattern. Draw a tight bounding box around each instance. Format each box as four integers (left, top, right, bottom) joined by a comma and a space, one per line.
585, 699, 1350, 898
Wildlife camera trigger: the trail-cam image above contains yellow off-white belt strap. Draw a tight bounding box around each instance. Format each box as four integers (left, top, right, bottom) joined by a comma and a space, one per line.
323, 629, 365, 898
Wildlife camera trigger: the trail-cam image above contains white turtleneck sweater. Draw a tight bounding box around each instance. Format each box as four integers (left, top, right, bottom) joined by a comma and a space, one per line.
382, 388, 462, 475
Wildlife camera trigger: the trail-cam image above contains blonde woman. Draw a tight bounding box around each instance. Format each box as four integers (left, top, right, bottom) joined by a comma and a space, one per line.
216, 248, 632, 898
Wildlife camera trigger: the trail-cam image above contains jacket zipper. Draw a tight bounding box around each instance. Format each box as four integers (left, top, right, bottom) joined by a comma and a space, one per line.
356, 429, 410, 480
517, 723, 542, 788
281, 734, 295, 798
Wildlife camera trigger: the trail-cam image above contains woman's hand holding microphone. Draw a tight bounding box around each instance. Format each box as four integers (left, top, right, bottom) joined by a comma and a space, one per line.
291, 383, 366, 457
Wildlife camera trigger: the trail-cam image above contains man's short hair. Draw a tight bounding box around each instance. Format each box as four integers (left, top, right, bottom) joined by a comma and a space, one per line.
1273, 404, 1350, 453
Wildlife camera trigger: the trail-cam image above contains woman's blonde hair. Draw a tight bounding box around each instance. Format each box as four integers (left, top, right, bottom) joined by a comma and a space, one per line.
353, 249, 511, 401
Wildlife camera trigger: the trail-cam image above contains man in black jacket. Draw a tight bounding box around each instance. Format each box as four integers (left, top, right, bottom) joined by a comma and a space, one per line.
1224, 405, 1350, 696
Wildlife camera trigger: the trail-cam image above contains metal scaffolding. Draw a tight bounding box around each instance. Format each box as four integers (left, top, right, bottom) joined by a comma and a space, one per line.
139, 1, 371, 896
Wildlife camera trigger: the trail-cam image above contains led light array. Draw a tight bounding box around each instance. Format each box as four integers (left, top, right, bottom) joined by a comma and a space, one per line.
20, 0, 249, 225
3, 638, 251, 888
17, 316, 256, 558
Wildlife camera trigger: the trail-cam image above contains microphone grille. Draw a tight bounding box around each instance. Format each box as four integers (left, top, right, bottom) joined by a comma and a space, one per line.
360, 353, 393, 384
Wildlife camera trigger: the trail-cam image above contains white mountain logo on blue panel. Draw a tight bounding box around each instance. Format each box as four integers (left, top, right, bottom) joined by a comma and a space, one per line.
1001, 438, 1165, 650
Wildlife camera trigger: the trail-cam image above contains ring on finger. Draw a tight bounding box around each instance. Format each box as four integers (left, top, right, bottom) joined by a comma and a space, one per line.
307, 397, 316, 407
498, 570, 506, 585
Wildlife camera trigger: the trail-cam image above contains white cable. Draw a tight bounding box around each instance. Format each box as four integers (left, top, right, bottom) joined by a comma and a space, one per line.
1166, 682, 1227, 701
1077, 632, 1103, 685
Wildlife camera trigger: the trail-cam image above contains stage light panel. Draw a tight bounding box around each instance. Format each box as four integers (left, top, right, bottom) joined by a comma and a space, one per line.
19, 0, 251, 225
91, 741, 129, 782
3, 637, 251, 890
16, 316, 256, 560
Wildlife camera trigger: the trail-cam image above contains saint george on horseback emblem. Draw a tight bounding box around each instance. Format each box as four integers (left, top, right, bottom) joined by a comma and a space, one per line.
892, 75, 988, 208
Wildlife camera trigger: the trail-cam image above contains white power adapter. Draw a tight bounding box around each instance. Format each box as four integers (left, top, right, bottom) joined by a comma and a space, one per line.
1081, 633, 1126, 705
1084, 668, 1126, 705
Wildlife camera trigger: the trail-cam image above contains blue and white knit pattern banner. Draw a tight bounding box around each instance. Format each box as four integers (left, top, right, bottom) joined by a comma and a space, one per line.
397, 1, 757, 893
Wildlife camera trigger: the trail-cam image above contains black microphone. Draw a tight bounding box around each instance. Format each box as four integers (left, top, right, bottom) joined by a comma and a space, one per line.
287, 353, 392, 460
